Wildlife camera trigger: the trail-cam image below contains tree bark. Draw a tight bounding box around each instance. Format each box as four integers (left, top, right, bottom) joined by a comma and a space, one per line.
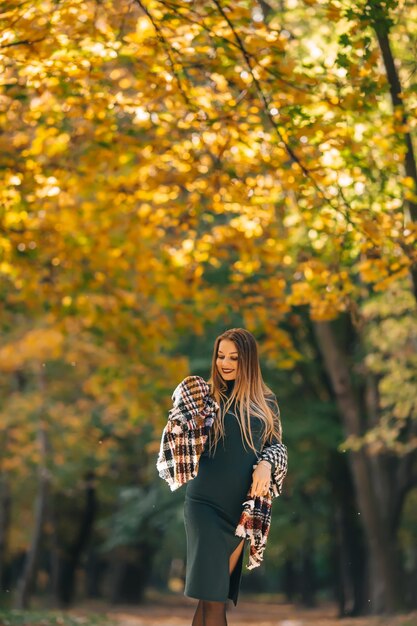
56, 471, 97, 606
330, 451, 367, 616
14, 422, 49, 609
282, 558, 296, 602
108, 542, 155, 604
300, 535, 315, 607
313, 319, 402, 613
0, 472, 11, 591
85, 546, 106, 598
47, 493, 60, 604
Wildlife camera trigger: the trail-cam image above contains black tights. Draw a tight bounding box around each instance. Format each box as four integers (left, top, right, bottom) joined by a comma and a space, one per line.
192, 599, 227, 626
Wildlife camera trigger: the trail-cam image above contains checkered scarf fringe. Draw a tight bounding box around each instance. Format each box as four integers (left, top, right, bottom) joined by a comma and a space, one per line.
156, 375, 288, 570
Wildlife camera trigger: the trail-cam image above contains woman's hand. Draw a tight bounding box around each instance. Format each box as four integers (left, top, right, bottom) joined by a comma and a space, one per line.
250, 460, 272, 497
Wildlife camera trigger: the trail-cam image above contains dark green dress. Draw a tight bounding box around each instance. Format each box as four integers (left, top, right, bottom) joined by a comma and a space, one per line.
183, 378, 264, 606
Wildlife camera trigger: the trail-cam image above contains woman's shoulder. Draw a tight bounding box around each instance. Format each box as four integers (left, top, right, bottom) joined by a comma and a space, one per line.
264, 390, 280, 417
264, 388, 278, 403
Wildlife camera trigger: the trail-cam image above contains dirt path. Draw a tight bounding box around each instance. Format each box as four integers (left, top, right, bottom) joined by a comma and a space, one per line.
76, 597, 417, 626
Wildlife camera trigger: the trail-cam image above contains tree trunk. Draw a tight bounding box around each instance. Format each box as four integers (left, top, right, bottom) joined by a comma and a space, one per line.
106, 541, 156, 605
47, 493, 60, 604
330, 451, 367, 616
85, 546, 106, 599
14, 422, 49, 609
299, 538, 315, 608
56, 471, 97, 606
313, 319, 402, 613
282, 558, 296, 602
0, 472, 11, 591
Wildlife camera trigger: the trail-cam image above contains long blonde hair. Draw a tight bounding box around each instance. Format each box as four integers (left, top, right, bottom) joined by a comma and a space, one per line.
207, 328, 282, 455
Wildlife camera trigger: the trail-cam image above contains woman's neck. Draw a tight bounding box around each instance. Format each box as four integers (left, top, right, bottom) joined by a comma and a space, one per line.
225, 378, 235, 392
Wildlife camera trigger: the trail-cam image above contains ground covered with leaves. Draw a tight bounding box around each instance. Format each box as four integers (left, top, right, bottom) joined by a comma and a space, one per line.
3, 598, 416, 626
102, 600, 417, 626
0, 610, 115, 626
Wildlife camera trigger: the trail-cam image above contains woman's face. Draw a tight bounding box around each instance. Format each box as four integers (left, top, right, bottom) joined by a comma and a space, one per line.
216, 339, 238, 380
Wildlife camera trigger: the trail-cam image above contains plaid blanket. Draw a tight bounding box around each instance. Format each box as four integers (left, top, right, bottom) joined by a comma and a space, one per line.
156, 375, 288, 570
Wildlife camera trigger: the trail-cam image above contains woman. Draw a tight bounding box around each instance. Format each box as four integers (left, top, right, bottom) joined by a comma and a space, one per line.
183, 328, 284, 626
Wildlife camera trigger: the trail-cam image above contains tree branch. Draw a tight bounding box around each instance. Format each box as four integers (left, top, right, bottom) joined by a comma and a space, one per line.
133, 0, 195, 111
0, 38, 45, 49
369, 0, 417, 300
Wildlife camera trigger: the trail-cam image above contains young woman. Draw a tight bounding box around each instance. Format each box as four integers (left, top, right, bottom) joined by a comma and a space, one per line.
183, 328, 283, 626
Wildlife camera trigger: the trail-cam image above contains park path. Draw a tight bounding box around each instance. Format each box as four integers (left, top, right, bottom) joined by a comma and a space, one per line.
76, 598, 417, 626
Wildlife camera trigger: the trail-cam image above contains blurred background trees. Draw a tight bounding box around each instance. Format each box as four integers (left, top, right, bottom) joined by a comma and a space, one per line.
1, 0, 416, 617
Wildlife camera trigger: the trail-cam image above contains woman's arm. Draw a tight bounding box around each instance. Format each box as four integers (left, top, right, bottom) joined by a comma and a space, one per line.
258, 393, 288, 495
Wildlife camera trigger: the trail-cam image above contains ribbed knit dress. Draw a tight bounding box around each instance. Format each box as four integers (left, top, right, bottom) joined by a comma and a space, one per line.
183, 378, 264, 606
